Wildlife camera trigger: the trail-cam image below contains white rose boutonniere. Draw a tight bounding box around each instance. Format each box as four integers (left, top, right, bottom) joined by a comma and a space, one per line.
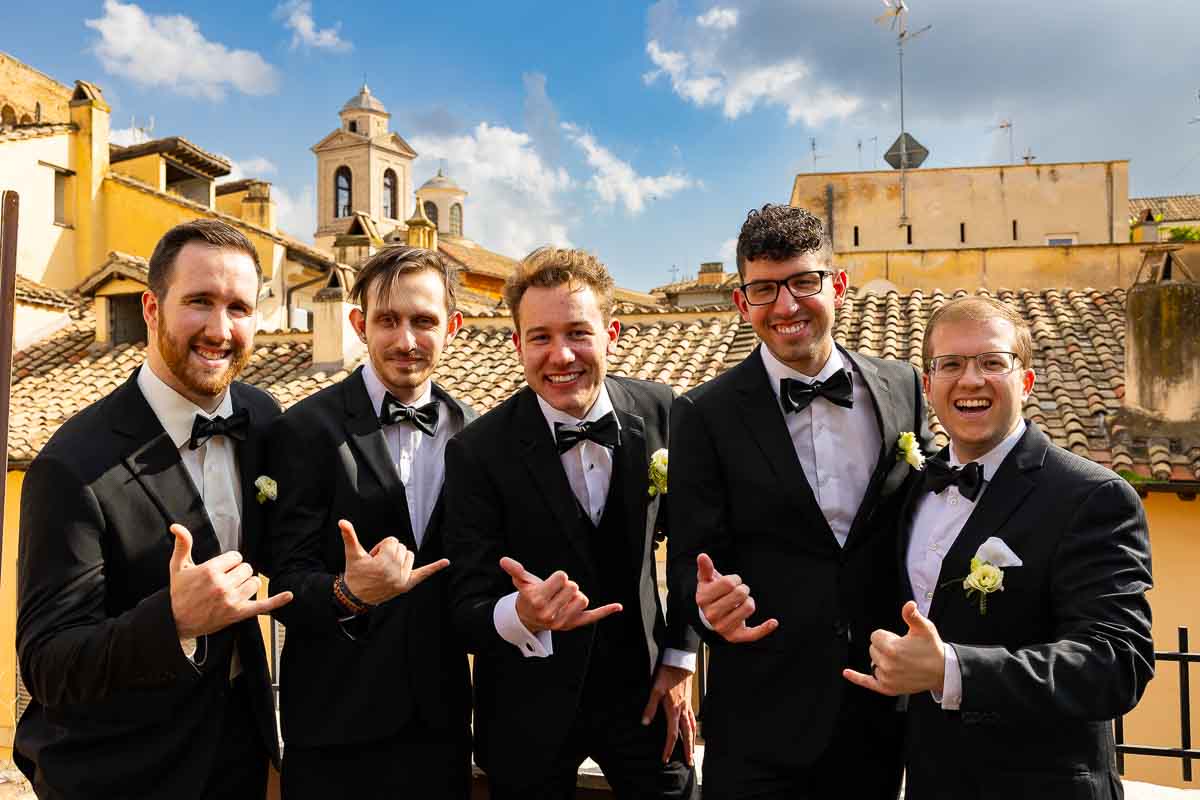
647, 448, 669, 497
254, 475, 278, 504
896, 431, 925, 470
960, 537, 1023, 614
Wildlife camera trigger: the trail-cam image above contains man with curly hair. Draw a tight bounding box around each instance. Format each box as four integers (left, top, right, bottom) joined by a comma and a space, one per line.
667, 205, 931, 798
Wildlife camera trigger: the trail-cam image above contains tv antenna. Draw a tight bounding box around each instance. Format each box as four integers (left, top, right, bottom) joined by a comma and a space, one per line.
810, 137, 827, 172
876, 0, 931, 223
991, 119, 1014, 164
667, 264, 681, 283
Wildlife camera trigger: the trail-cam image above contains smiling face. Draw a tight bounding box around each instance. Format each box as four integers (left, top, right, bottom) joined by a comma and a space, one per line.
350, 268, 462, 404
513, 282, 619, 419
733, 252, 847, 376
143, 242, 259, 412
923, 316, 1035, 463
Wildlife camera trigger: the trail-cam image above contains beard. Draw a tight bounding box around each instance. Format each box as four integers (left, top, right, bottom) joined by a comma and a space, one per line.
156, 323, 251, 401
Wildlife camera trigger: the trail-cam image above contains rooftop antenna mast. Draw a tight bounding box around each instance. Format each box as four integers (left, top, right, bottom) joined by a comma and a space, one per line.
810, 137, 827, 172
992, 119, 1014, 164
876, 0, 931, 223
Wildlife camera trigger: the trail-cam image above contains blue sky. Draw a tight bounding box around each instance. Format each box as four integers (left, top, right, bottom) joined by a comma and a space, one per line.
6, 0, 1200, 290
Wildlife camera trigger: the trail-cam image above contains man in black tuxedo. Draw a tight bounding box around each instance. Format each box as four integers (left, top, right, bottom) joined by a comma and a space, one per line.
265, 246, 472, 799
16, 219, 292, 800
667, 205, 930, 799
443, 247, 700, 799
843, 296, 1154, 799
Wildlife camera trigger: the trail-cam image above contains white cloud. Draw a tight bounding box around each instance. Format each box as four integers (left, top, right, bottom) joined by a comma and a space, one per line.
221, 156, 278, 183
719, 237, 737, 262
643, 3, 861, 127
411, 123, 574, 258
274, 183, 316, 242
561, 123, 695, 216
697, 7, 738, 30
85, 0, 279, 100
274, 1, 352, 52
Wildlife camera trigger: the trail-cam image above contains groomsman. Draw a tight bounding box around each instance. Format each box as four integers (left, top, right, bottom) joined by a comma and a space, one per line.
667, 204, 930, 799
444, 247, 699, 799
843, 296, 1154, 799
16, 219, 290, 799
265, 246, 473, 799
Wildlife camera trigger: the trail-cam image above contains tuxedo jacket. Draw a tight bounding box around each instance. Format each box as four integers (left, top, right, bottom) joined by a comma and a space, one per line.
15, 369, 281, 800
899, 422, 1154, 800
264, 368, 473, 749
443, 376, 700, 785
666, 345, 930, 767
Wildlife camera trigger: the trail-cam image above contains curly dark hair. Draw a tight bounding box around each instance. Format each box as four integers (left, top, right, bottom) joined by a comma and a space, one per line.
735, 204, 832, 279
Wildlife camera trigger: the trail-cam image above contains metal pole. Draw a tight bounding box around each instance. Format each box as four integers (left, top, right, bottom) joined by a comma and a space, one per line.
898, 32, 909, 223
1181, 626, 1193, 782
0, 191, 20, 584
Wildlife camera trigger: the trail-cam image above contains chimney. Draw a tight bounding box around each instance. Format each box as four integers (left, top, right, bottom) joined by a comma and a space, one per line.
1131, 209, 1159, 244
1122, 245, 1200, 424
697, 261, 726, 286
311, 265, 364, 370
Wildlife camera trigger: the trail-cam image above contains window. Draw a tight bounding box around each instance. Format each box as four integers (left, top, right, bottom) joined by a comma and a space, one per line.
0, 105, 15, 126
424, 201, 439, 226
335, 166, 352, 218
960, 222, 966, 244
348, 120, 357, 133
853, 225, 859, 247
1046, 235, 1076, 246
906, 225, 913, 245
109, 294, 147, 345
1012, 220, 1018, 241
383, 169, 397, 219
53, 171, 70, 225
450, 203, 463, 236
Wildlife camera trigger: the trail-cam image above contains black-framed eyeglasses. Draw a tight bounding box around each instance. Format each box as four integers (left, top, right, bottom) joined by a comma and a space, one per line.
739, 270, 832, 306
927, 352, 1022, 379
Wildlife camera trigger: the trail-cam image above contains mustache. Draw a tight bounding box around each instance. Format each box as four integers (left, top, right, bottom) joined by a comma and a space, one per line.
380, 347, 429, 361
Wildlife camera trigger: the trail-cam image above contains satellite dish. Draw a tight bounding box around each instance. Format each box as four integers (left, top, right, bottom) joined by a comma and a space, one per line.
884, 133, 929, 169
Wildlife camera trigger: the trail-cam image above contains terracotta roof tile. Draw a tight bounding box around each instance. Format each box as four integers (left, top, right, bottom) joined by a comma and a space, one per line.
0, 122, 75, 143
1129, 195, 1200, 224
15, 276, 75, 310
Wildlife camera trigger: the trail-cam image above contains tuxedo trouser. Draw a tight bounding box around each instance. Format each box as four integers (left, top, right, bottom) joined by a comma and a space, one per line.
487, 680, 698, 800
279, 719, 471, 800
200, 674, 270, 800
701, 689, 904, 800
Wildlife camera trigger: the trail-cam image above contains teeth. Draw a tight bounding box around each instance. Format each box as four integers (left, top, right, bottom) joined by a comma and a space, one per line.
547, 374, 579, 384
776, 323, 807, 334
956, 399, 991, 409
194, 347, 228, 360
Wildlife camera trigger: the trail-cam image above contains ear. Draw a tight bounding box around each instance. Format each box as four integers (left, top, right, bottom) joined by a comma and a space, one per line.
142, 290, 159, 333
921, 369, 932, 399
349, 307, 367, 342
511, 328, 522, 358
1020, 367, 1036, 399
831, 270, 849, 308
445, 310, 463, 341
605, 318, 621, 355
732, 287, 752, 322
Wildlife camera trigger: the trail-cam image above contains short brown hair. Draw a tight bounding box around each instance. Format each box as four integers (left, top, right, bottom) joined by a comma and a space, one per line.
736, 204, 833, 279
349, 245, 460, 314
148, 218, 263, 298
503, 246, 615, 330
922, 296, 1034, 369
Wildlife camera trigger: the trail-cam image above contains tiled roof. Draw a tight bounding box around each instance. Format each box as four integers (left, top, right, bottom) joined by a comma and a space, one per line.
15, 275, 75, 309
77, 251, 149, 295
651, 271, 740, 295
0, 122, 76, 143
8, 287, 1199, 490
437, 239, 515, 280
1129, 195, 1200, 224
109, 136, 231, 179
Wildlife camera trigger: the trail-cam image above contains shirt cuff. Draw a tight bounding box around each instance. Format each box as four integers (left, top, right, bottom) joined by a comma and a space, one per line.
179, 635, 204, 673
493, 591, 553, 658
661, 648, 697, 673
933, 642, 963, 710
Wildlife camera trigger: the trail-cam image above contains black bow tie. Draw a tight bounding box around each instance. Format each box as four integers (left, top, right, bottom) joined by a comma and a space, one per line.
189, 409, 249, 450
380, 394, 440, 436
555, 412, 621, 454
780, 369, 854, 413
923, 459, 985, 502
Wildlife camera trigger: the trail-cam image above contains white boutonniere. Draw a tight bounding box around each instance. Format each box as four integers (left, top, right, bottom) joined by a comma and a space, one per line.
254, 475, 277, 504
647, 448, 668, 497
896, 431, 925, 470
959, 537, 1023, 614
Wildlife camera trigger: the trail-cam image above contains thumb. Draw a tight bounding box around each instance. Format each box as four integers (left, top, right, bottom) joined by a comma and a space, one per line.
697, 553, 719, 583
338, 519, 368, 561
499, 556, 538, 586
902, 600, 936, 638
169, 524, 194, 572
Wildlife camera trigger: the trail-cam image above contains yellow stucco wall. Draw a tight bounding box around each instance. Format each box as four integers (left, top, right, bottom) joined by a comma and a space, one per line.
110, 152, 164, 191
792, 162, 1130, 253
0, 132, 77, 290
0, 471, 25, 758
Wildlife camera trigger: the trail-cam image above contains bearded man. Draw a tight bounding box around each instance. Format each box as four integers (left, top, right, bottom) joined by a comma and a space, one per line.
15, 219, 291, 800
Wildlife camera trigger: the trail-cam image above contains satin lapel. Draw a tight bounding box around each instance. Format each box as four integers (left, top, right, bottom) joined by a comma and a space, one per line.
608, 380, 651, 572
113, 371, 221, 564
896, 448, 947, 603
341, 369, 416, 549
422, 382, 474, 556
841, 349, 897, 551
230, 383, 265, 561
927, 426, 1046, 621
514, 389, 593, 567
734, 348, 839, 554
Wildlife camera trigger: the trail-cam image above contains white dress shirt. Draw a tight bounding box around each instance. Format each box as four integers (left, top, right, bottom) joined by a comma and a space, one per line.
360, 362, 457, 549
760, 345, 881, 547
906, 418, 1027, 710
493, 386, 696, 673
137, 364, 243, 674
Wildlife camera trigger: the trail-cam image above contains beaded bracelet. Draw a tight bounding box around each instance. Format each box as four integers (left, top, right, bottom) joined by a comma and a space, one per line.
333, 573, 372, 616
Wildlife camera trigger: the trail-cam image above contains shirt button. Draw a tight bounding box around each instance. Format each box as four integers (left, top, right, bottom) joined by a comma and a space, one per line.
950, 498, 959, 506
587, 463, 595, 471
929, 543, 940, 553
925, 591, 934, 600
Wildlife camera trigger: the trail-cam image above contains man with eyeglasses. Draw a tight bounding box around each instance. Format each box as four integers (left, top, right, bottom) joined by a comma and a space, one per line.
667, 204, 931, 798
843, 296, 1153, 799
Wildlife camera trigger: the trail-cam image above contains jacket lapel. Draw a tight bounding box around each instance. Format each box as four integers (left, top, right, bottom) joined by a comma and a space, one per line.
114, 371, 222, 564
841, 348, 899, 551
341, 368, 416, 549
734, 347, 839, 555
230, 382, 266, 561
513, 388, 595, 568
927, 424, 1047, 621
607, 379, 653, 572
421, 382, 477, 557
896, 449, 941, 603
